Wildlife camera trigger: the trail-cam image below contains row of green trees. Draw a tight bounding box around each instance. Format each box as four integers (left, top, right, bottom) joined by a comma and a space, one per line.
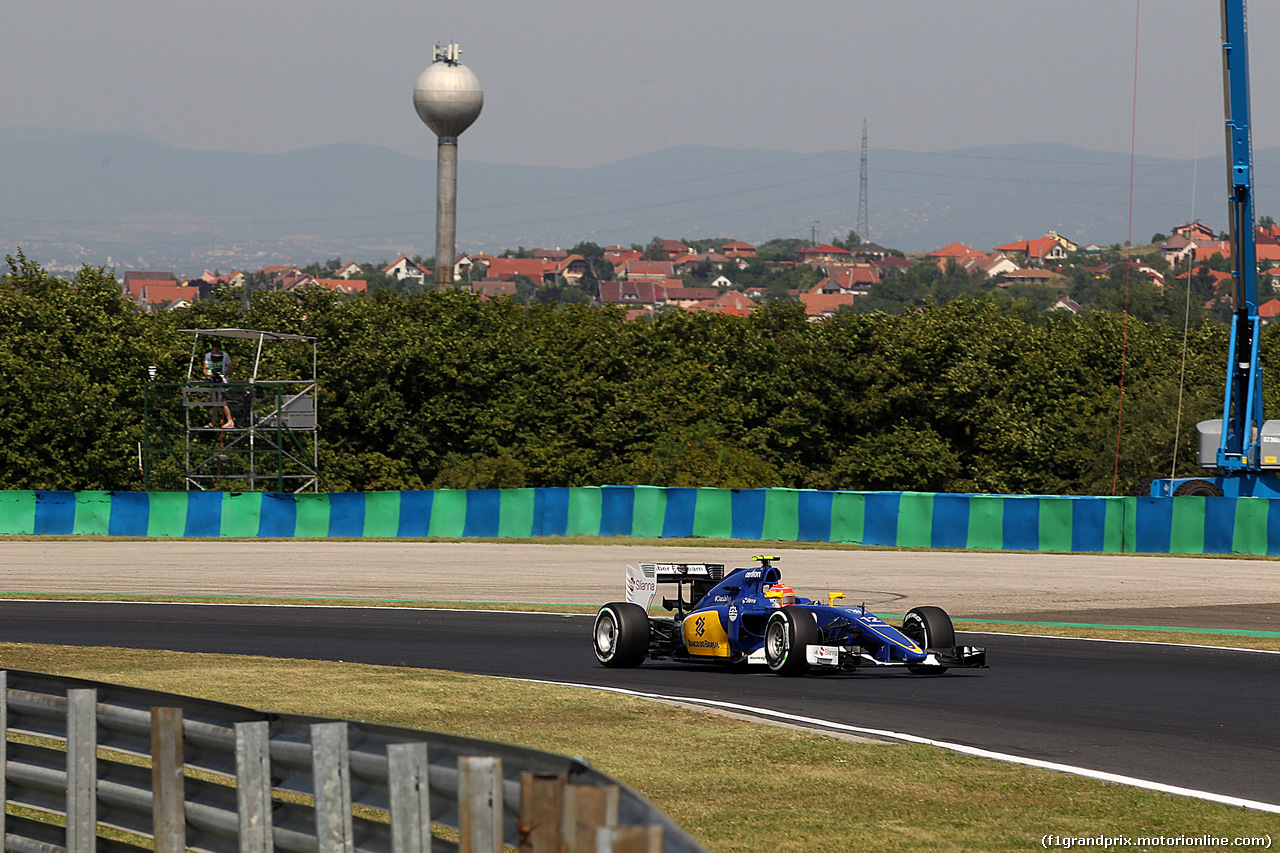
1, 252, 1251, 495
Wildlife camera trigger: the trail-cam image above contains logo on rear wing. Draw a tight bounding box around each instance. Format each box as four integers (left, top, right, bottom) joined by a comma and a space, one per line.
627, 563, 725, 609
625, 564, 658, 609
640, 562, 724, 580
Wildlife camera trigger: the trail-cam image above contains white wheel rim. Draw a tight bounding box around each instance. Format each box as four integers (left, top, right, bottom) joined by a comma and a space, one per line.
766, 619, 786, 662
596, 614, 617, 654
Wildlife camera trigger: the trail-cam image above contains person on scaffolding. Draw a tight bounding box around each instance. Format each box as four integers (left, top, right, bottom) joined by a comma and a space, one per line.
202, 340, 235, 429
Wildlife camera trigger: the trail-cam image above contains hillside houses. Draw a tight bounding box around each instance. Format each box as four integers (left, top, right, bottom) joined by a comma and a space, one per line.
471, 253, 591, 286
928, 242, 989, 268
110, 220, 1280, 323
119, 264, 369, 311
801, 292, 854, 320
993, 235, 1069, 266
1158, 234, 1231, 267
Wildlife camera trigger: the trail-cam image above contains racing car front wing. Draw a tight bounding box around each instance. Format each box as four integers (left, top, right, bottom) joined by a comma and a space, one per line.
804, 643, 988, 670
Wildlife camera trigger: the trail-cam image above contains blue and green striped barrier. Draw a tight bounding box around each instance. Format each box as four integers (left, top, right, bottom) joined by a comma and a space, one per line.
2, 487, 1279, 555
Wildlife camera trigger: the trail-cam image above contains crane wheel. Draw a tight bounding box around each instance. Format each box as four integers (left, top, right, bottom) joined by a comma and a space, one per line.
1172, 479, 1223, 497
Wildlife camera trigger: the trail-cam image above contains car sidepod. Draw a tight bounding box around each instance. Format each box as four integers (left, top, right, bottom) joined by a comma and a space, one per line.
680, 608, 733, 660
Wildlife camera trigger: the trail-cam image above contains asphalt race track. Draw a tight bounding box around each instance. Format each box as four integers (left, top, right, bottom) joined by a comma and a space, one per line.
0, 600, 1276, 809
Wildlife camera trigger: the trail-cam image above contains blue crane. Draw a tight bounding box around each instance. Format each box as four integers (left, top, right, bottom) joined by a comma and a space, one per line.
1151, 0, 1276, 498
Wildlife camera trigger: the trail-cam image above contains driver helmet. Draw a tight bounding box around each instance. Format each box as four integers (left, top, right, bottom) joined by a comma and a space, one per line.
765, 583, 796, 606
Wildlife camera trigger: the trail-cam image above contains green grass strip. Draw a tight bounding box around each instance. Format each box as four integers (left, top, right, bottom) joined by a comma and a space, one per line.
951, 616, 1280, 639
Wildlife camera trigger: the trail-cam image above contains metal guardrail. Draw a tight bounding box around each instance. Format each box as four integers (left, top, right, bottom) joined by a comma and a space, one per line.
0, 670, 707, 853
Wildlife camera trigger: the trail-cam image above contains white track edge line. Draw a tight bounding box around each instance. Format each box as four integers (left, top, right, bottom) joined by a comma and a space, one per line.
518, 677, 1280, 815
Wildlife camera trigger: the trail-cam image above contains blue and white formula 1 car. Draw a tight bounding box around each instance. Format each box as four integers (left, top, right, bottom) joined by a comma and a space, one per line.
593, 555, 986, 676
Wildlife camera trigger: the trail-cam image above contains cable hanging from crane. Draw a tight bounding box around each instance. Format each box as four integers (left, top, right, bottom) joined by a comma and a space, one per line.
1170, 1, 1212, 482
1111, 0, 1143, 496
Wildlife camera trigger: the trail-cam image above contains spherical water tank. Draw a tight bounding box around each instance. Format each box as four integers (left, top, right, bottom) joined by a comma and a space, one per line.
413, 59, 484, 138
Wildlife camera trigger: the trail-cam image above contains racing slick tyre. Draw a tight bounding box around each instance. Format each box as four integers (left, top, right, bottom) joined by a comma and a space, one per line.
764, 607, 819, 676
593, 602, 649, 668
902, 606, 955, 674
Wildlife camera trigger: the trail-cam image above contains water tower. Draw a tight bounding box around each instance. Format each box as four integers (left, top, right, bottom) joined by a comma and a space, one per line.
414, 43, 484, 288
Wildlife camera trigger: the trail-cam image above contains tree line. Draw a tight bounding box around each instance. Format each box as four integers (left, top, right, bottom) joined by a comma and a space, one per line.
1, 252, 1259, 496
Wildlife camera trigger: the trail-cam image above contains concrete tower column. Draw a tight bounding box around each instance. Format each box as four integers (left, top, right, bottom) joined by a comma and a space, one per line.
435, 137, 458, 288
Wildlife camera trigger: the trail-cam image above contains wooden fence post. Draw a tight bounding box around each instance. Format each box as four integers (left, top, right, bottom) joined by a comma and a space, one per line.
459, 756, 502, 853
66, 689, 97, 853
387, 742, 430, 853
151, 707, 185, 853
595, 825, 663, 853
562, 784, 619, 853
518, 772, 566, 853
310, 722, 353, 853
235, 720, 274, 853
0, 672, 7, 845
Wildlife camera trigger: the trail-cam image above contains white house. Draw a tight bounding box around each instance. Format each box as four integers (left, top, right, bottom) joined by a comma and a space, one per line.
383, 256, 428, 283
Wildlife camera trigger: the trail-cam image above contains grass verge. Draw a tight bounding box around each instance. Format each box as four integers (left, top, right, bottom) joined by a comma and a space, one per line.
1, 642, 1277, 853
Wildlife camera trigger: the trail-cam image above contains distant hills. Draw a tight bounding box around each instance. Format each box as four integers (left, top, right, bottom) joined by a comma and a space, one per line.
0, 126, 1273, 276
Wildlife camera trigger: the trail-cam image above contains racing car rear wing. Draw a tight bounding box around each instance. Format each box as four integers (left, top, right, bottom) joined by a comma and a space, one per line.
625, 562, 725, 609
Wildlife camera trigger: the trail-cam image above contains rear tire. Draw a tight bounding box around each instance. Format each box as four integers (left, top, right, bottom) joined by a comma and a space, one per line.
593, 602, 649, 668
902, 606, 954, 674
764, 608, 819, 676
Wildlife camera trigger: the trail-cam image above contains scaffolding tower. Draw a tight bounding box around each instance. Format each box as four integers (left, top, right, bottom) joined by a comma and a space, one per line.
142, 328, 322, 492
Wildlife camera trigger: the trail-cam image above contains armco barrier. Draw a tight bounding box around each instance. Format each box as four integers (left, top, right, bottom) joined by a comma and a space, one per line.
0, 669, 703, 853
3, 487, 1280, 555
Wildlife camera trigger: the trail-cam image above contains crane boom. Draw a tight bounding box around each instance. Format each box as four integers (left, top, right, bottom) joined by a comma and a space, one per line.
1152, 0, 1280, 497
1217, 0, 1262, 472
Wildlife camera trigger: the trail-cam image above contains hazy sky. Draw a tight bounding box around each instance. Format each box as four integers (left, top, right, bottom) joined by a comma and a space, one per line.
4, 1, 1275, 168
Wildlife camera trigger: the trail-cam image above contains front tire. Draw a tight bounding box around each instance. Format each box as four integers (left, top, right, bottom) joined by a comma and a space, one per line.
593, 603, 649, 668
764, 608, 819, 676
902, 606, 954, 674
